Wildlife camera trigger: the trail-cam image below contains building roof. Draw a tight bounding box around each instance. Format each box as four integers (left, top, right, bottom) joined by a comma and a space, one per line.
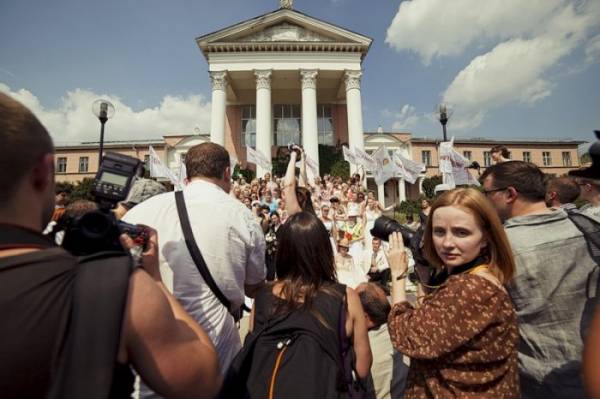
54, 139, 166, 150
195, 7, 372, 60
410, 136, 587, 146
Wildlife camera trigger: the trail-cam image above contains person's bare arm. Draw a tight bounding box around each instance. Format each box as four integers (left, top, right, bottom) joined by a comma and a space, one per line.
346, 287, 372, 378
283, 149, 302, 216
388, 232, 408, 304
120, 232, 221, 399
298, 150, 308, 188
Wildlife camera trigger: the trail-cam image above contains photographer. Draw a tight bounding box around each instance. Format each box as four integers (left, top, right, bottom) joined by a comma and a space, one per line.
0, 93, 220, 399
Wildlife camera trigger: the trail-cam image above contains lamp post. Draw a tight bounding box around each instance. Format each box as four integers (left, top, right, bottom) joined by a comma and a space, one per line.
436, 104, 452, 142
92, 99, 115, 169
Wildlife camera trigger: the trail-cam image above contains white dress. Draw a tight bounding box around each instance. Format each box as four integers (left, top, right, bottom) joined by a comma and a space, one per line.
335, 253, 367, 289
364, 207, 381, 245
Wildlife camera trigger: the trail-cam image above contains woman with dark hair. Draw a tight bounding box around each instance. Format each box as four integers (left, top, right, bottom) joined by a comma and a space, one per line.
246, 211, 372, 397
387, 188, 519, 398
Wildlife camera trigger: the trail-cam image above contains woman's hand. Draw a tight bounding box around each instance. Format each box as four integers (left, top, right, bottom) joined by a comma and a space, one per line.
387, 232, 408, 278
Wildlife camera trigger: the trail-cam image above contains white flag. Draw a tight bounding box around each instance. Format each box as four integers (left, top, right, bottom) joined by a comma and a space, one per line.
372, 145, 398, 186
246, 146, 272, 172
305, 154, 319, 177
392, 151, 425, 184
438, 139, 480, 189
343, 146, 358, 165
148, 146, 180, 188
353, 147, 377, 171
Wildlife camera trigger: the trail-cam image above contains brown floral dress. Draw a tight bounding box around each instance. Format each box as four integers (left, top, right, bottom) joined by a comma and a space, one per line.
388, 273, 520, 398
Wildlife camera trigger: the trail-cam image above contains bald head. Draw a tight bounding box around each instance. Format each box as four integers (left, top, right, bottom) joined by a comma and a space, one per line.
0, 93, 53, 206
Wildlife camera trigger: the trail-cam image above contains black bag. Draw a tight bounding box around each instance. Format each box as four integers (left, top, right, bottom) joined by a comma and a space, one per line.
49, 251, 133, 399
175, 191, 246, 321
218, 288, 351, 399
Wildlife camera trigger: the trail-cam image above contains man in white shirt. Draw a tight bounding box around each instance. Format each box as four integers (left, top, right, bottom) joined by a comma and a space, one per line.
124, 143, 265, 396
360, 237, 389, 276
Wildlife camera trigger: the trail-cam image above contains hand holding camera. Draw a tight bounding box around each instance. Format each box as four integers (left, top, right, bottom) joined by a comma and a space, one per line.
287, 143, 303, 158
120, 225, 161, 281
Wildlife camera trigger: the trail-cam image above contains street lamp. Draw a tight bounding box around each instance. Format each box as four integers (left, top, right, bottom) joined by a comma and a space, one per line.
92, 99, 115, 169
435, 104, 453, 142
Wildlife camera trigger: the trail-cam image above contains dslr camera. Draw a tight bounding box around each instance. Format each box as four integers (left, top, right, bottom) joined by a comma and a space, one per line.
60, 152, 148, 256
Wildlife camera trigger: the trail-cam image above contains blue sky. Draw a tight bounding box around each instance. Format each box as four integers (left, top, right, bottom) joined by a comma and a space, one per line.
1, 0, 599, 145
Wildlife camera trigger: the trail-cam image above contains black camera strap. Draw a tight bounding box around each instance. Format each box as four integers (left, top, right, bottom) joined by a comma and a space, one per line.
174, 191, 233, 313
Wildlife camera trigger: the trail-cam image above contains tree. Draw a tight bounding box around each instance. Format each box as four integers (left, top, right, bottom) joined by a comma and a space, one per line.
421, 175, 442, 198
70, 178, 95, 201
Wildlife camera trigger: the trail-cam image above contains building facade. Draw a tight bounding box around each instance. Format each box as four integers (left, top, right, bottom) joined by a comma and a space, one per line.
196, 6, 372, 179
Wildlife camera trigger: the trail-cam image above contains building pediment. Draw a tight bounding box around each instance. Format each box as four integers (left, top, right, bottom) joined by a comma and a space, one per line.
196, 8, 372, 59
234, 22, 334, 43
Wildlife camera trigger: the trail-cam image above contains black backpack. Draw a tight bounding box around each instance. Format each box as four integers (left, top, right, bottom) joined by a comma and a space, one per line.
218, 288, 352, 399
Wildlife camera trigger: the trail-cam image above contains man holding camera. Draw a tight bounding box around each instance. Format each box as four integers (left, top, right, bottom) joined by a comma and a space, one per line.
0, 93, 221, 398
123, 142, 266, 387
481, 160, 598, 398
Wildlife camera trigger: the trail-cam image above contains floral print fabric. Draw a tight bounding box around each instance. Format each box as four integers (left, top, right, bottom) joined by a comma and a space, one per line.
388, 273, 520, 398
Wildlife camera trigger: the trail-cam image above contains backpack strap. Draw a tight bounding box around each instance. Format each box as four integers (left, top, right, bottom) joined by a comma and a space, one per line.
175, 190, 232, 313
48, 251, 133, 399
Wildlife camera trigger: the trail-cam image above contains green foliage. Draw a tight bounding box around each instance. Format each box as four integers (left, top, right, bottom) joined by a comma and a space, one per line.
397, 199, 422, 216
234, 165, 255, 182
329, 160, 350, 179
55, 178, 95, 202
422, 175, 442, 198
581, 153, 592, 164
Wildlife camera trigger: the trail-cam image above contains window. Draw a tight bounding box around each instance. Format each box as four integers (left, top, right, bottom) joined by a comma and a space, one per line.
483, 151, 492, 167
421, 150, 431, 166
78, 156, 89, 173
241, 105, 256, 148
523, 151, 531, 163
543, 152, 552, 166
562, 152, 572, 167
57, 157, 67, 173
317, 104, 334, 145
463, 151, 472, 160
273, 104, 301, 146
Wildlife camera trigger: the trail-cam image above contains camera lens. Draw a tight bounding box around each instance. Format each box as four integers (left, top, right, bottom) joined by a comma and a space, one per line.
370, 216, 414, 246
79, 211, 113, 239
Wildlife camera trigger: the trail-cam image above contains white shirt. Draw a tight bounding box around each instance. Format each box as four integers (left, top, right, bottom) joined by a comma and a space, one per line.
123, 180, 266, 375
360, 248, 389, 275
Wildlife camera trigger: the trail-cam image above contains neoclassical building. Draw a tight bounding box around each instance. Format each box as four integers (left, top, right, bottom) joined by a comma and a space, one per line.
195, 4, 372, 179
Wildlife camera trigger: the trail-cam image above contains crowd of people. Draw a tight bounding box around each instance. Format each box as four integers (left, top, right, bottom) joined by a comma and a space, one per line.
2, 91, 600, 399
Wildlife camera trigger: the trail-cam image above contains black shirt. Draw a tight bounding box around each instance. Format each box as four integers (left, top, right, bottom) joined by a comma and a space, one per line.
0, 247, 77, 398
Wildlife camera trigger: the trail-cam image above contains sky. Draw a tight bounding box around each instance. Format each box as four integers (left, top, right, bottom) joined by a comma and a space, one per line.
0, 0, 599, 147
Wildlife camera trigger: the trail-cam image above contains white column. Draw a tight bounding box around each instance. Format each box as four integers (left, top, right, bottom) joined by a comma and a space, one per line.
209, 71, 228, 146
345, 70, 365, 177
378, 183, 386, 207
418, 177, 425, 195
254, 70, 273, 178
398, 178, 406, 202
300, 69, 319, 182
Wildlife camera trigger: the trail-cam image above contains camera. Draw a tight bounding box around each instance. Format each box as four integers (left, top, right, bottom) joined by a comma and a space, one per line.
370, 215, 426, 265
60, 152, 147, 256
287, 142, 302, 157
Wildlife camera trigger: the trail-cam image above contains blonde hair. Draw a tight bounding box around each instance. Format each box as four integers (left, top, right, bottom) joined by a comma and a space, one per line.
422, 188, 516, 284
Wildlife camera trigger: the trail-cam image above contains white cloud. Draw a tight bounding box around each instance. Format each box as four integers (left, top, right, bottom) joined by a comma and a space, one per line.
0, 83, 212, 144
390, 104, 421, 130
385, 0, 563, 64
386, 0, 600, 131
442, 2, 599, 128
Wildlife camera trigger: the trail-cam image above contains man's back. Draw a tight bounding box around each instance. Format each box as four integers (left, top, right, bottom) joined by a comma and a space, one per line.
123, 179, 266, 370
0, 248, 76, 398
505, 209, 598, 397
